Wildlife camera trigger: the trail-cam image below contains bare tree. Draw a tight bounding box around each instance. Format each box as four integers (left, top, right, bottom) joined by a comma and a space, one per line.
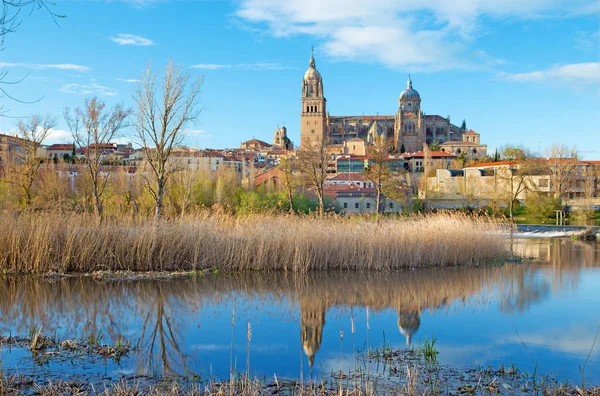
132, 62, 203, 221
170, 166, 198, 219
64, 96, 131, 218
296, 135, 330, 216
277, 155, 296, 214
364, 135, 397, 217
5, 113, 55, 206
545, 143, 579, 201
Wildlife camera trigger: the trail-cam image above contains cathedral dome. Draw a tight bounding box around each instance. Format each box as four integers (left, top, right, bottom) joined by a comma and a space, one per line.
304, 67, 321, 81
303, 49, 321, 81
399, 76, 420, 101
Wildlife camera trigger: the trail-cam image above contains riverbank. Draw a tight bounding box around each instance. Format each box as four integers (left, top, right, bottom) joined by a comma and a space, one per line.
0, 213, 510, 273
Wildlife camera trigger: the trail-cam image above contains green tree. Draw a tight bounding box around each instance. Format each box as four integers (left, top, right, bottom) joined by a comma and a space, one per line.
498, 146, 537, 222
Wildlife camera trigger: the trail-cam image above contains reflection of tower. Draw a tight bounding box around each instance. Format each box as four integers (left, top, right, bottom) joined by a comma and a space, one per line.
300, 301, 326, 370
397, 310, 421, 346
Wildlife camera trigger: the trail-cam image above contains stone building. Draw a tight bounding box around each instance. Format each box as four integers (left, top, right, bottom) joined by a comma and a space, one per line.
440, 129, 487, 159
299, 51, 467, 152
272, 125, 292, 150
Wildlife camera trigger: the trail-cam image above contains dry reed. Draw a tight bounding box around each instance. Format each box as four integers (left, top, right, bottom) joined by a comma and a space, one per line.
0, 212, 510, 274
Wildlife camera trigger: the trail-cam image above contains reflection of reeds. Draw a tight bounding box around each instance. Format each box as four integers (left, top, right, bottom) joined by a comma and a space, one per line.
0, 212, 508, 273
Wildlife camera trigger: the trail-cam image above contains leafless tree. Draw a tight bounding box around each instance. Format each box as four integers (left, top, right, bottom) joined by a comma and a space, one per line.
364, 135, 396, 217
5, 113, 55, 206
296, 135, 330, 216
64, 96, 131, 218
545, 143, 579, 201
132, 62, 203, 221
277, 155, 296, 214
171, 166, 198, 219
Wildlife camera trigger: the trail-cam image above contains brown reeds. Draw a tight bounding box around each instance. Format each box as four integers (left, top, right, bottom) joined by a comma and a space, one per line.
0, 212, 510, 274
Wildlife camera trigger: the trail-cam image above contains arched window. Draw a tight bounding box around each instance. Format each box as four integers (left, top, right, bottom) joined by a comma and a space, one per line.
306, 105, 309, 113
441, 148, 445, 152
457, 148, 462, 154
407, 103, 412, 111
472, 149, 477, 154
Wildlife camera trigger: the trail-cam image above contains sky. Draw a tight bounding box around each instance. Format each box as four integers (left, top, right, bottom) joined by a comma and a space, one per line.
0, 0, 599, 158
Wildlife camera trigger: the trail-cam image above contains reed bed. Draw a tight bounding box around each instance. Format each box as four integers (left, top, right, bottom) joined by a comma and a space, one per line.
0, 212, 510, 274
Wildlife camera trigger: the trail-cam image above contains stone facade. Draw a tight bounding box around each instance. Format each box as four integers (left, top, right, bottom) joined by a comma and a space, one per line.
299, 52, 467, 153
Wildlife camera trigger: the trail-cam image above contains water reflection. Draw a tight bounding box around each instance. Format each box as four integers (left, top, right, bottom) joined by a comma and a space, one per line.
0, 239, 598, 382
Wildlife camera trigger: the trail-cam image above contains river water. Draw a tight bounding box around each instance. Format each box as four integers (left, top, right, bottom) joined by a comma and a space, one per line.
0, 238, 599, 387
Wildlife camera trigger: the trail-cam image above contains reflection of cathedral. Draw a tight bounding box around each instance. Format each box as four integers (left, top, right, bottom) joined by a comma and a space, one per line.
300, 300, 326, 369
300, 50, 468, 152
299, 301, 423, 367
397, 310, 421, 346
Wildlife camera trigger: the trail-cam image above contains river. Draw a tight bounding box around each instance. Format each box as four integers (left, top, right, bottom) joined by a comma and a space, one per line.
0, 238, 599, 388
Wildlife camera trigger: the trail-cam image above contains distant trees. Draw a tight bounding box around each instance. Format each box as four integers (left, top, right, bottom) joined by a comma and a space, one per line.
132, 61, 203, 221
296, 135, 330, 216
64, 96, 131, 218
6, 113, 56, 206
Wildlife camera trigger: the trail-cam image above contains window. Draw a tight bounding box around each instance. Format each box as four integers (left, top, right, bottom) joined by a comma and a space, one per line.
355, 202, 359, 209
538, 179, 549, 188
366, 202, 371, 209
343, 202, 348, 209
389, 202, 393, 209
407, 103, 412, 111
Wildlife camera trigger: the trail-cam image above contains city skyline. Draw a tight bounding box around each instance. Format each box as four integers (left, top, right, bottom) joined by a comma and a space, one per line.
0, 0, 598, 158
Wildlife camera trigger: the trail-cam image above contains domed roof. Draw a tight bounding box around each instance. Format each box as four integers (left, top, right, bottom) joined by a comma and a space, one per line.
399, 75, 420, 101
304, 49, 321, 81
304, 67, 321, 80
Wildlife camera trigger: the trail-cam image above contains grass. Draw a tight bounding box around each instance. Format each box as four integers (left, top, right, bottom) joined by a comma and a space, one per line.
0, 212, 510, 274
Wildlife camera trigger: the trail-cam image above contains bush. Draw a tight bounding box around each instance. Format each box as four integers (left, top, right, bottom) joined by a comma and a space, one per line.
525, 193, 561, 219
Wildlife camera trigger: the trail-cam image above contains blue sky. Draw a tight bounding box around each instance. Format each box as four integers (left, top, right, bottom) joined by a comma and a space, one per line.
0, 0, 599, 158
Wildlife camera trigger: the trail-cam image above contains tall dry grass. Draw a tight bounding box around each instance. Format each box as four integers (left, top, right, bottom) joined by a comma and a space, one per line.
0, 212, 510, 273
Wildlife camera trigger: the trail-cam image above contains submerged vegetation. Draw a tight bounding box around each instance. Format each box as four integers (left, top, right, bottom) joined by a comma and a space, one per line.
0, 212, 509, 273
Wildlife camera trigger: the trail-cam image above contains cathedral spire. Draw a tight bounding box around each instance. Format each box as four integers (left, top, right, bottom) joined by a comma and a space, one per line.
407, 74, 413, 89
309, 46, 315, 68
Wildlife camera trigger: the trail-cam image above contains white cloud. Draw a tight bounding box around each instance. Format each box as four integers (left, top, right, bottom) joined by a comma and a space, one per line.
116, 78, 141, 83
0, 62, 91, 72
107, 0, 160, 6
499, 62, 600, 84
184, 129, 212, 138
191, 64, 232, 70
60, 82, 118, 96
234, 0, 599, 70
46, 128, 72, 143
191, 62, 287, 71
110, 33, 154, 46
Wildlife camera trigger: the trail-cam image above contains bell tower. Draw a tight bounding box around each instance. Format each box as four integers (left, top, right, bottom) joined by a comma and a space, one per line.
300, 48, 327, 147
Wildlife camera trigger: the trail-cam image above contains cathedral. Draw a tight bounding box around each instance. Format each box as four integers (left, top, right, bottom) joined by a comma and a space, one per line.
300, 50, 468, 153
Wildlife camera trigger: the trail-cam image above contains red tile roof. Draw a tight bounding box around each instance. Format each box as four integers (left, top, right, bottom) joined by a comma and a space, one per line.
463, 129, 480, 135
329, 173, 370, 181
465, 161, 512, 168
403, 151, 457, 158
48, 144, 74, 150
